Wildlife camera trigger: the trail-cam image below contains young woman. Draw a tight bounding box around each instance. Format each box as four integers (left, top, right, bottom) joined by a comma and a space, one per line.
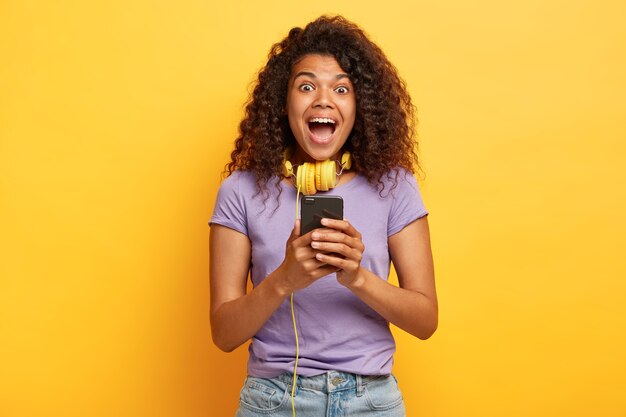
210, 15, 437, 417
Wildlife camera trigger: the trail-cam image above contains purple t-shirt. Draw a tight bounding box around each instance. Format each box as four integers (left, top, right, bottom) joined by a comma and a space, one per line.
210, 169, 428, 377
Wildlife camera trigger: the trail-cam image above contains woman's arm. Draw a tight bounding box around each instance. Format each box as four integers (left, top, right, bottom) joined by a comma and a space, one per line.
210, 224, 284, 352
210, 222, 341, 352
311, 216, 438, 339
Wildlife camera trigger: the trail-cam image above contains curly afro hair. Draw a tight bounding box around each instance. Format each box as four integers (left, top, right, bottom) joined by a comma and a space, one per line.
225, 15, 421, 199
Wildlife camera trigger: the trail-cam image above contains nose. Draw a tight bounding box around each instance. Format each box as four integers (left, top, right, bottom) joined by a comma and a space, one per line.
312, 88, 334, 109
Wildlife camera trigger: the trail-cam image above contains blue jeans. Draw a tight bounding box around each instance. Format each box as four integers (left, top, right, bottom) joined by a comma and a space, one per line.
235, 371, 406, 417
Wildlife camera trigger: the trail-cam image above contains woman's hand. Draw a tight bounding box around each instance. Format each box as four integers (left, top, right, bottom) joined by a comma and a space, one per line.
309, 218, 365, 287
276, 220, 340, 295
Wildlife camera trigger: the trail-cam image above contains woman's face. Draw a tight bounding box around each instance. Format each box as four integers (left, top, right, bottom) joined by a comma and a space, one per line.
286, 54, 356, 163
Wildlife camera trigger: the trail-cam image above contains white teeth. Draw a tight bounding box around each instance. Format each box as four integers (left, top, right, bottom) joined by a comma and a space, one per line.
309, 117, 335, 124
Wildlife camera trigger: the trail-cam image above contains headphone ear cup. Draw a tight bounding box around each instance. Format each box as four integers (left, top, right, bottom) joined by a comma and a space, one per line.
315, 161, 322, 191
296, 164, 305, 193
320, 159, 336, 191
297, 162, 316, 195
305, 162, 316, 195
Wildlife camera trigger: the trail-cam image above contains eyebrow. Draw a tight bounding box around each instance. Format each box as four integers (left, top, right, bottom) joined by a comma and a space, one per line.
293, 71, 350, 81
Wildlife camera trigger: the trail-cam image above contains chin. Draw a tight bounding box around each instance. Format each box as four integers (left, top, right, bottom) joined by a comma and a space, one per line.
308, 149, 341, 162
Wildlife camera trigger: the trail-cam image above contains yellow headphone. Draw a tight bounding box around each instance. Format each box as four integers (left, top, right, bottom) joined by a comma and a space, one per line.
283, 149, 352, 417
283, 150, 352, 195
283, 150, 352, 416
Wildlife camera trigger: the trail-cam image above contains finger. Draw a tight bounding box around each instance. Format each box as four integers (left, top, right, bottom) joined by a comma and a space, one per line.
314, 265, 342, 277
311, 229, 346, 243
311, 230, 365, 252
290, 220, 313, 247
288, 220, 301, 241
294, 246, 326, 263
305, 258, 342, 276
320, 218, 361, 238
299, 256, 339, 278
314, 253, 356, 271
310, 241, 362, 260
300, 257, 326, 272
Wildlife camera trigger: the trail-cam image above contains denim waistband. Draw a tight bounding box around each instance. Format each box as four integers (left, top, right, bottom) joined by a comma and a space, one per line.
273, 371, 384, 396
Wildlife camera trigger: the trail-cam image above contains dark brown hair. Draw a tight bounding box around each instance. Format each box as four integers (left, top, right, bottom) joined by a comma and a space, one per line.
225, 15, 420, 199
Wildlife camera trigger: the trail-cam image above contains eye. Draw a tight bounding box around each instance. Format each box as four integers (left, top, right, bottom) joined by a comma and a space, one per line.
335, 86, 349, 94
299, 83, 314, 92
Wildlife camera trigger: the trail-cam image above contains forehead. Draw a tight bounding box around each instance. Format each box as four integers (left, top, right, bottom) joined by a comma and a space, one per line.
290, 54, 349, 79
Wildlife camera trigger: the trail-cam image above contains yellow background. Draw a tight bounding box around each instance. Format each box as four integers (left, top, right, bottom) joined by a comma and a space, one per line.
1, 0, 625, 416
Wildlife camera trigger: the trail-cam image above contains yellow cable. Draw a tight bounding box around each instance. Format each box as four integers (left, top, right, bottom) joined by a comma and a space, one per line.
290, 292, 299, 417
285, 151, 351, 416
290, 185, 301, 417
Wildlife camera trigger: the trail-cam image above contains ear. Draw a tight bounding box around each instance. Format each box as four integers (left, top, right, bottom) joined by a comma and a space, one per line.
283, 159, 293, 177
283, 148, 294, 177
341, 150, 352, 170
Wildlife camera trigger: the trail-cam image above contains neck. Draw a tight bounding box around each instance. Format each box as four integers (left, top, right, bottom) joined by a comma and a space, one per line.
291, 149, 342, 165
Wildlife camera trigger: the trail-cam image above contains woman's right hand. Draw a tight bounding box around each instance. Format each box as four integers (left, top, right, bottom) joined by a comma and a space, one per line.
275, 220, 339, 295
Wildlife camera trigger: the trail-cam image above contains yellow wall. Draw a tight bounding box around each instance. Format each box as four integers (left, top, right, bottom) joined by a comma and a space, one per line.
1, 1, 625, 416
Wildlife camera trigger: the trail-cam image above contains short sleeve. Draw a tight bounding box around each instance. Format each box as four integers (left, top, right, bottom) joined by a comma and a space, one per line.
387, 171, 428, 237
209, 172, 248, 236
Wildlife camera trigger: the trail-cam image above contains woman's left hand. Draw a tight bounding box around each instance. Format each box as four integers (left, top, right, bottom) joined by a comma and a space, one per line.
309, 218, 365, 287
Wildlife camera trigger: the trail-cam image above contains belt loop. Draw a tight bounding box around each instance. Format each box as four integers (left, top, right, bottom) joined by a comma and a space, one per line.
356, 374, 365, 397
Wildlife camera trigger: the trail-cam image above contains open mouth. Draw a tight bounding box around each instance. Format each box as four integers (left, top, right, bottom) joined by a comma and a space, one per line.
308, 117, 337, 142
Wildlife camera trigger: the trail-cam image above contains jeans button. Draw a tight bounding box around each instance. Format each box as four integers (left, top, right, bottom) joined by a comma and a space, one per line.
331, 377, 345, 386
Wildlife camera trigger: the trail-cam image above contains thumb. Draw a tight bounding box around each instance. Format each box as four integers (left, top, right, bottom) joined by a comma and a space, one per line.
288, 219, 301, 241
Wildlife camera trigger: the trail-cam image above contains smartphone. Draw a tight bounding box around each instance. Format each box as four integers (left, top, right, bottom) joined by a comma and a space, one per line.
300, 195, 344, 235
